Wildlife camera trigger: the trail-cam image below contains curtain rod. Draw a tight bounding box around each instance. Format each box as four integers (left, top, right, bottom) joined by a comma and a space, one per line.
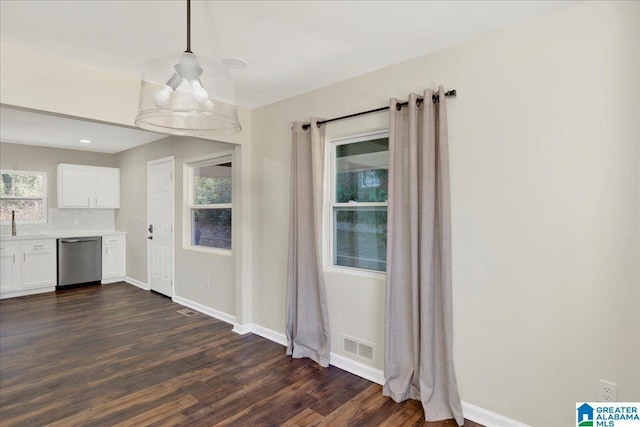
301, 89, 456, 130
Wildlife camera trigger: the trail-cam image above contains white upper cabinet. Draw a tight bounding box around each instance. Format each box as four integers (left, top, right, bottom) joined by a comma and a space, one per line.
94, 168, 120, 208
58, 164, 120, 209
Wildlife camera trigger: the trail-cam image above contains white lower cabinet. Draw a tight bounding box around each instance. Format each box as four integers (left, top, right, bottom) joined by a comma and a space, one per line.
102, 235, 126, 283
0, 239, 57, 298
0, 244, 21, 293
22, 240, 56, 289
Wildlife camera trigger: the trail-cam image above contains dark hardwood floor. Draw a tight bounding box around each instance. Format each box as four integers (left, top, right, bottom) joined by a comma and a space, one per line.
0, 283, 482, 427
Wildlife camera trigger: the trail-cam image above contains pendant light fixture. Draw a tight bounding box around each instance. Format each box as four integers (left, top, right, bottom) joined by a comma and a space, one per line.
135, 0, 242, 136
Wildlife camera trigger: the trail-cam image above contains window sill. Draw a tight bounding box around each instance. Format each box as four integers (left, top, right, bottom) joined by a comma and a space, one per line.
183, 245, 232, 257
324, 264, 386, 280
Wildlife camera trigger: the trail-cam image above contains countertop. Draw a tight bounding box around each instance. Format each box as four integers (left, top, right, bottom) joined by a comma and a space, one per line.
0, 230, 126, 242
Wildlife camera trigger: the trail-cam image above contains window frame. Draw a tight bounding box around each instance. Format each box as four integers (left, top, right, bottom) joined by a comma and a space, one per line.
0, 169, 48, 224
183, 153, 233, 255
327, 129, 389, 276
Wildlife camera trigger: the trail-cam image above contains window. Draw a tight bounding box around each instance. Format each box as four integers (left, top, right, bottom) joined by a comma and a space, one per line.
0, 170, 47, 223
185, 157, 232, 251
330, 131, 388, 272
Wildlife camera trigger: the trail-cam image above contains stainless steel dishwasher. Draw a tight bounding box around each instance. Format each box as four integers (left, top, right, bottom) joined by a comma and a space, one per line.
57, 237, 102, 288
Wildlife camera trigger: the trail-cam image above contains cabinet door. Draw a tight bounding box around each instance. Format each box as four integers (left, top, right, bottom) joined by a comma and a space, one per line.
59, 165, 94, 208
102, 236, 125, 279
22, 241, 56, 289
95, 168, 120, 208
0, 245, 21, 292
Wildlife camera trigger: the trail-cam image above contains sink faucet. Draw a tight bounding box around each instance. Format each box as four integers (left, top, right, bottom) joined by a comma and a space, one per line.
11, 210, 17, 236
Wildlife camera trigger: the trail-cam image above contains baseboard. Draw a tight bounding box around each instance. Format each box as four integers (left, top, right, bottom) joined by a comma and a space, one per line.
124, 279, 238, 332
461, 402, 529, 427
231, 324, 252, 335
247, 323, 288, 346
0, 287, 55, 299
329, 352, 385, 385
101, 277, 124, 285
172, 295, 236, 326
124, 277, 149, 291
233, 323, 384, 384
231, 322, 527, 427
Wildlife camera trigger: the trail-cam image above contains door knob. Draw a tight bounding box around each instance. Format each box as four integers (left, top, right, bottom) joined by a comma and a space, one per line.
148, 224, 153, 233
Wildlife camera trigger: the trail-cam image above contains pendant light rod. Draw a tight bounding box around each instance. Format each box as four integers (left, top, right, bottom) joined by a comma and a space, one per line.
185, 0, 192, 53
135, 0, 242, 136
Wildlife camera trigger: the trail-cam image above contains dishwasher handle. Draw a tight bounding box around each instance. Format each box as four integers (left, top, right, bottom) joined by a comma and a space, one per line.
59, 237, 101, 243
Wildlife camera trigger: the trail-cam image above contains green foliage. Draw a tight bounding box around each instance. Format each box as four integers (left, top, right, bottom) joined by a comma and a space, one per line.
192, 208, 232, 249
0, 173, 42, 197
194, 177, 231, 204
334, 208, 387, 271
0, 173, 44, 221
0, 200, 44, 221
335, 169, 388, 203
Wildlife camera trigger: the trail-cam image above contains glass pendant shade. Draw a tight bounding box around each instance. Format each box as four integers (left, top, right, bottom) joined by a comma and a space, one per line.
135, 52, 242, 136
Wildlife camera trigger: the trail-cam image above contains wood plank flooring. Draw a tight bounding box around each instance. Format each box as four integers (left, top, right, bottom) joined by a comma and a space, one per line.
0, 283, 482, 427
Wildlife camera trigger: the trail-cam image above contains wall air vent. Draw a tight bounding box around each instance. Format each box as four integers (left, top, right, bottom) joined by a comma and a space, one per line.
342, 335, 375, 363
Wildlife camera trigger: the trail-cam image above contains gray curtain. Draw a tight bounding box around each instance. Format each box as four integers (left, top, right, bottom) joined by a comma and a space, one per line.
286, 118, 330, 367
383, 88, 464, 425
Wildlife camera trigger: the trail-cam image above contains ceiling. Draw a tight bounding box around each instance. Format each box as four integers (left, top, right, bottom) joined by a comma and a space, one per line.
0, 107, 167, 154
0, 1, 581, 153
1, 1, 581, 109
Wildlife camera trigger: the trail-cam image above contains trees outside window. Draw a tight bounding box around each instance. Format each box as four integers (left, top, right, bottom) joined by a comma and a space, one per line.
330, 132, 388, 272
0, 171, 47, 223
185, 158, 232, 251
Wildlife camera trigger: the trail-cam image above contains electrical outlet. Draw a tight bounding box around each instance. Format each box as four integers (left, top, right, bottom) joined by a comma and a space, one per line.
204, 277, 210, 288
598, 379, 617, 402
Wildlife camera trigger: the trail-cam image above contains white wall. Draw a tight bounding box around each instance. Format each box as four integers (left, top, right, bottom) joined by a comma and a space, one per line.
250, 1, 640, 425
0, 142, 118, 207
116, 136, 237, 316
1, 1, 638, 425
0, 40, 253, 323
0, 42, 252, 147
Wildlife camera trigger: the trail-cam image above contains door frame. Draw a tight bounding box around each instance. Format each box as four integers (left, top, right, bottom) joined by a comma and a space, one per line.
147, 156, 175, 297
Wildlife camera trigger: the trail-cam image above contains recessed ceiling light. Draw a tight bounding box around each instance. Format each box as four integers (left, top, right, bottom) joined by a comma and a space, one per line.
222, 57, 247, 70
80, 139, 92, 144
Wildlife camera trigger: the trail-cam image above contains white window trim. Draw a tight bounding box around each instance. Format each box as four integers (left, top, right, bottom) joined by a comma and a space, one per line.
183, 152, 233, 255
325, 129, 389, 276
0, 169, 48, 224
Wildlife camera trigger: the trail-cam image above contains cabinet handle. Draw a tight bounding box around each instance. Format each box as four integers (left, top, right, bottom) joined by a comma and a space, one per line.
95, 197, 98, 206
23, 253, 26, 262
87, 197, 90, 206
13, 254, 15, 263
34, 244, 44, 249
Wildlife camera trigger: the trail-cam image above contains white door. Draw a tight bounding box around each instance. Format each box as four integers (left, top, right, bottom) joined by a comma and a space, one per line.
147, 157, 174, 297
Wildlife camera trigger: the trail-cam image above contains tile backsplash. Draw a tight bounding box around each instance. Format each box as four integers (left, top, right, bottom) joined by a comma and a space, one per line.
0, 209, 115, 236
